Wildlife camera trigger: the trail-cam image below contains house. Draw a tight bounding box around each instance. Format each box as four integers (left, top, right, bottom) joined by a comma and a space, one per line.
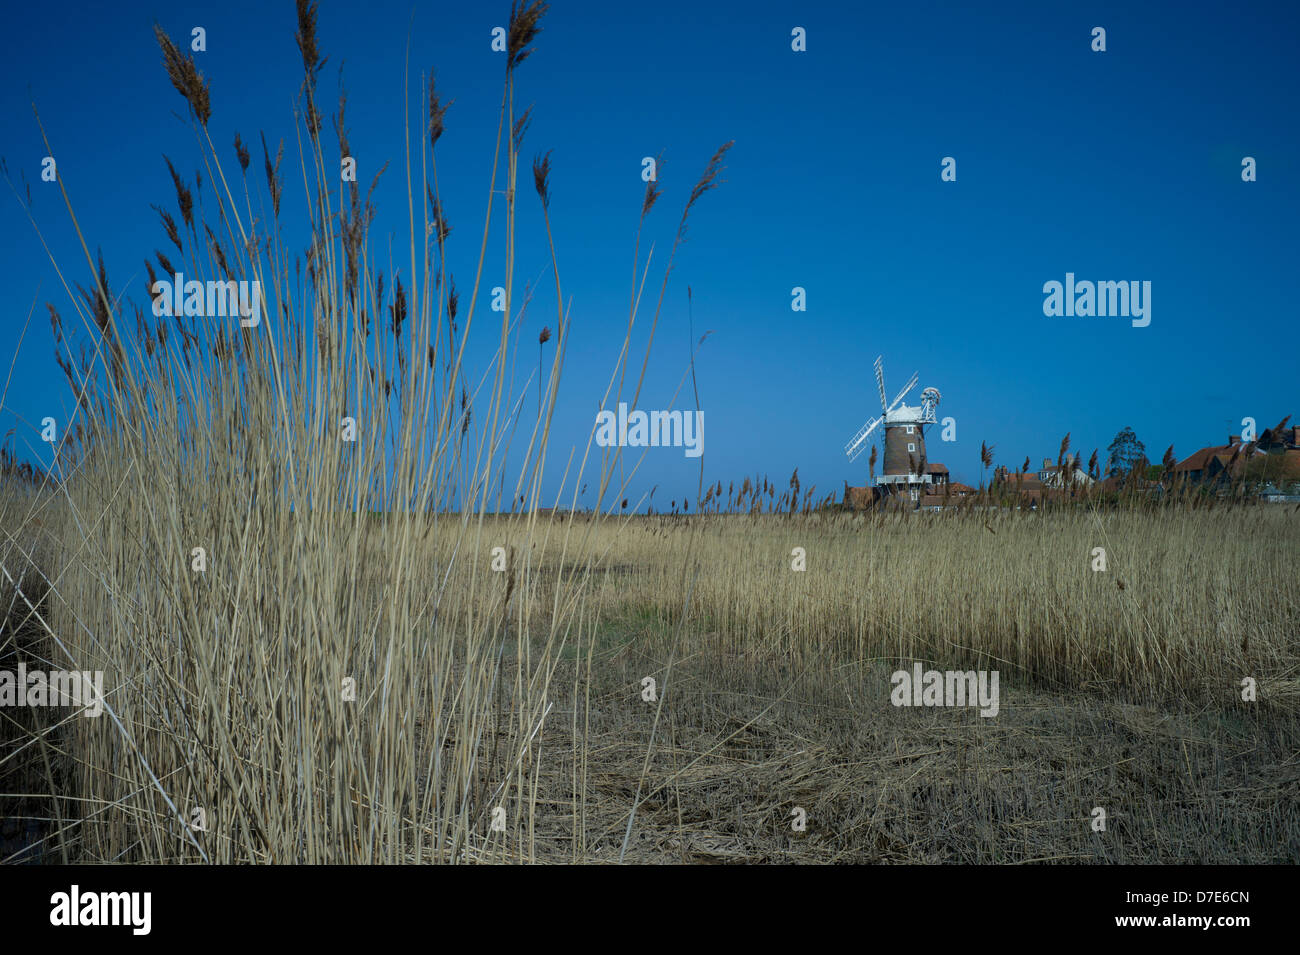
1098, 473, 1163, 494
1256, 482, 1300, 503
1257, 422, 1300, 453
1246, 420, 1300, 496
993, 457, 1094, 493
918, 478, 977, 511
842, 482, 880, 511
992, 465, 1044, 493
1173, 435, 1265, 485
1037, 453, 1094, 489
989, 463, 1096, 508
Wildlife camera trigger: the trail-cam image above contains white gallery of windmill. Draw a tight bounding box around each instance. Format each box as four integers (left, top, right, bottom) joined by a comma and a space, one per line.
843, 356, 945, 508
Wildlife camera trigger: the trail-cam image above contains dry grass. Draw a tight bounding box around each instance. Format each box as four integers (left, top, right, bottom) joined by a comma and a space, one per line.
516, 644, 1299, 863
4, 500, 1294, 863
524, 507, 1298, 704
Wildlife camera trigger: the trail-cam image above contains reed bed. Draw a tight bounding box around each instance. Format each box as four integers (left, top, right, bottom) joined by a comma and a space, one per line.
514, 506, 1298, 704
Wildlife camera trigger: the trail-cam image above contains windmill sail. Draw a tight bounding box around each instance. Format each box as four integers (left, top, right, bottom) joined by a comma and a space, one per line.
845, 415, 884, 461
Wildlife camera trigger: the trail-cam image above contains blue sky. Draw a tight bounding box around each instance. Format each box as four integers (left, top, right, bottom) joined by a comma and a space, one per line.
2, 0, 1297, 508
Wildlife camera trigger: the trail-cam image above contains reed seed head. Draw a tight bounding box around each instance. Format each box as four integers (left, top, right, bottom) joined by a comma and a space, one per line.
676, 141, 734, 242
512, 104, 533, 153
431, 198, 452, 244
507, 1, 549, 74
429, 72, 451, 148
153, 23, 212, 126
162, 156, 194, 230
260, 132, 284, 218
233, 132, 251, 173
295, 0, 325, 79
151, 204, 182, 254
532, 149, 552, 210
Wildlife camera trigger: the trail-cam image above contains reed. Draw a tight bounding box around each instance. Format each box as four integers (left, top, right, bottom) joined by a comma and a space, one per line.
2, 1, 733, 863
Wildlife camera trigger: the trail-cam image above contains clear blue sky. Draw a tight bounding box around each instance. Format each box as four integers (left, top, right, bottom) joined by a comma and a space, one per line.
2, 0, 1297, 508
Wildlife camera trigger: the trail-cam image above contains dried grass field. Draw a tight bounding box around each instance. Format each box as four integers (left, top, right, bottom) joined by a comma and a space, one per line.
3, 500, 1297, 863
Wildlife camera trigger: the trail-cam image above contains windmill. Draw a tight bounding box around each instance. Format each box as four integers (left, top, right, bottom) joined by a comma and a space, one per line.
844, 356, 942, 501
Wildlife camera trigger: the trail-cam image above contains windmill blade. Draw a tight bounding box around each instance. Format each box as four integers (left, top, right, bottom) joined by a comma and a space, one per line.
845, 416, 884, 460
887, 372, 919, 414
874, 356, 887, 413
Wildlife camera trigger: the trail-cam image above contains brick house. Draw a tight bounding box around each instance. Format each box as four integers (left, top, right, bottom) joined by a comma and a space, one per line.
1173, 435, 1265, 485
1036, 453, 1094, 489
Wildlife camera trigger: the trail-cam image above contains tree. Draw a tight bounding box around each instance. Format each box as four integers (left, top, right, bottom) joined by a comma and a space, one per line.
1244, 451, 1300, 489
1106, 426, 1146, 478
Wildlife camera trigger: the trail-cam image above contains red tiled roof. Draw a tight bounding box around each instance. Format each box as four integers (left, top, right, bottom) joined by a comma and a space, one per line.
1174, 445, 1234, 472
1175, 443, 1263, 473
1007, 487, 1075, 503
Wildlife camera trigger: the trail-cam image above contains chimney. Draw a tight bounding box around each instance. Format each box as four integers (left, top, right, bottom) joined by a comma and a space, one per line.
1292, 426, 1300, 448
1228, 434, 1241, 447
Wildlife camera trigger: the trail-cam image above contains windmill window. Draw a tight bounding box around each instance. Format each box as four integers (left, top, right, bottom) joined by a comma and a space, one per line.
908, 443, 916, 452
906, 426, 915, 434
